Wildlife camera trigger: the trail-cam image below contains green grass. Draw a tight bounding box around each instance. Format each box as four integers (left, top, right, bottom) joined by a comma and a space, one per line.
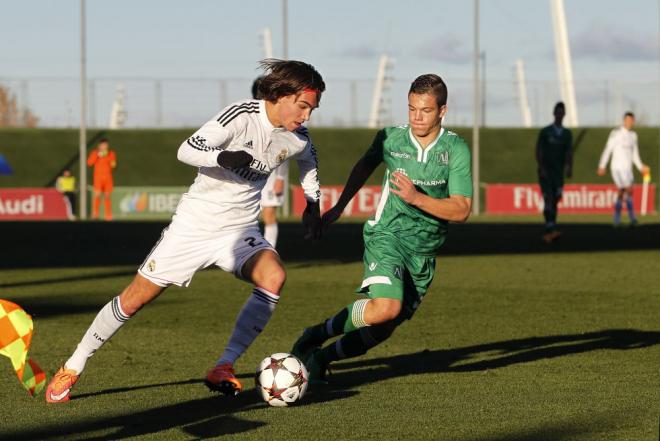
0, 250, 658, 440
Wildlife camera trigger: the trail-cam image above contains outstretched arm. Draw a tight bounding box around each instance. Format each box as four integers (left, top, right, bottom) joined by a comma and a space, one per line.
293, 140, 322, 240
536, 131, 546, 178
86, 150, 97, 167
322, 157, 380, 226
598, 131, 615, 175
631, 135, 647, 173
177, 120, 239, 168
564, 132, 573, 178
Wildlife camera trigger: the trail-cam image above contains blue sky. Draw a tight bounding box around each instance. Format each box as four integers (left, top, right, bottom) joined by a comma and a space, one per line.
1, 0, 659, 127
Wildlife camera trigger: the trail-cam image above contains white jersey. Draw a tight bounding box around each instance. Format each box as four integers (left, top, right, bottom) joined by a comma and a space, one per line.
261, 159, 289, 207
175, 99, 320, 231
598, 126, 643, 172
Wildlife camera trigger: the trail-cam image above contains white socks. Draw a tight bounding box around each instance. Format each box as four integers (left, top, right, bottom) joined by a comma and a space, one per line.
264, 224, 278, 248
64, 287, 280, 373
217, 287, 279, 365
65, 296, 130, 374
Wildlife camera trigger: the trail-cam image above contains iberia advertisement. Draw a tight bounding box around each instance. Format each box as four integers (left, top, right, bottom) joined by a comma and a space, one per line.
113, 187, 187, 220
486, 183, 656, 214
292, 185, 382, 217
0, 188, 69, 220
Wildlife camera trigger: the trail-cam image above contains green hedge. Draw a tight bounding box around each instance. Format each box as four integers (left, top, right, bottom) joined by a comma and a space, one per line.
1, 126, 658, 188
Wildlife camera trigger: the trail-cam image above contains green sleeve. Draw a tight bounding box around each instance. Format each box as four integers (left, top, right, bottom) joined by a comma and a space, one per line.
448, 138, 473, 197
361, 129, 385, 167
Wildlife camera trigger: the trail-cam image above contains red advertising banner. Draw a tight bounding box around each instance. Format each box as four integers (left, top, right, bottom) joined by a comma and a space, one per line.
292, 185, 382, 217
0, 188, 69, 220
486, 183, 656, 214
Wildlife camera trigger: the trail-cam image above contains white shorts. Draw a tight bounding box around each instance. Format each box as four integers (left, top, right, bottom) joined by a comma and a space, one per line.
611, 168, 634, 189
138, 219, 275, 288
260, 173, 284, 208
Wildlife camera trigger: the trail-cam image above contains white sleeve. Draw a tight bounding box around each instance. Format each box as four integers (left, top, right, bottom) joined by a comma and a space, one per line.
274, 159, 289, 180
631, 133, 643, 171
598, 130, 615, 170
177, 119, 233, 168
295, 141, 320, 203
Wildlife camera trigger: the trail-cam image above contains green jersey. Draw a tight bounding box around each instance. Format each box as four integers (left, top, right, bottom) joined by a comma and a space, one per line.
361, 125, 472, 256
536, 124, 572, 175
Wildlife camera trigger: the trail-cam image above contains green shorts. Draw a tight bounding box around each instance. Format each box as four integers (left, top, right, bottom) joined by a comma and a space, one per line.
356, 232, 436, 321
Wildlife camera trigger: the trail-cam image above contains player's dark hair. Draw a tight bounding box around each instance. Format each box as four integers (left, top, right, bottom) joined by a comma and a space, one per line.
554, 102, 565, 110
409, 74, 448, 107
257, 59, 325, 103
251, 76, 265, 99
98, 137, 109, 144
624, 111, 635, 119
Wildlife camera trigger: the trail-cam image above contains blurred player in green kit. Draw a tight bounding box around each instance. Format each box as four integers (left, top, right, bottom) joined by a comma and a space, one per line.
291, 74, 473, 381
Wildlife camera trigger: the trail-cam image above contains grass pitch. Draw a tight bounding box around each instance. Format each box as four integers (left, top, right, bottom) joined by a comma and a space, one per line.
0, 249, 658, 440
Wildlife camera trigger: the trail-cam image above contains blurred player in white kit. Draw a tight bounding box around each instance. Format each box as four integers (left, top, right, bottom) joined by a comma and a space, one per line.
598, 112, 650, 226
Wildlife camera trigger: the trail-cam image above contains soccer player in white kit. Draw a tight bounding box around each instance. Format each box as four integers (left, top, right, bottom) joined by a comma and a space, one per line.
253, 76, 288, 247
598, 112, 649, 226
45, 59, 325, 402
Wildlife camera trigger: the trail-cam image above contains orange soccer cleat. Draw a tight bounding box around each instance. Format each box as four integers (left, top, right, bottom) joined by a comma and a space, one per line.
46, 366, 79, 403
204, 362, 243, 396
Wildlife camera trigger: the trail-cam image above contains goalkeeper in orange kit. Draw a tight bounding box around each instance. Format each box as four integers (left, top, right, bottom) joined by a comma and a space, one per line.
87, 138, 117, 220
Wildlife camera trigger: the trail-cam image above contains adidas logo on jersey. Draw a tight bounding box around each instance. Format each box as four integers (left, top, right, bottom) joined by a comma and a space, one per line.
243, 140, 254, 149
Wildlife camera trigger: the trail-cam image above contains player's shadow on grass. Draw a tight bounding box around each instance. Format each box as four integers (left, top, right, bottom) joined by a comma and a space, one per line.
0, 269, 135, 289
2, 380, 357, 440
3, 294, 122, 319
325, 328, 659, 388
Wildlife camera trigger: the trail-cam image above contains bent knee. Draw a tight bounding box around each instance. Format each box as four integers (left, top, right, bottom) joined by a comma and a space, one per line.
367, 299, 402, 325
258, 266, 286, 293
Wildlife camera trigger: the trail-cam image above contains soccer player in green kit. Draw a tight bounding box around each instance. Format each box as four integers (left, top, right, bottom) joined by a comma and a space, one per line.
536, 102, 573, 243
291, 74, 472, 381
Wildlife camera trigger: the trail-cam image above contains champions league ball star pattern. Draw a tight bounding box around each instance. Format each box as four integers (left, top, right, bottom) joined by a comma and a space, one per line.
255, 353, 308, 407
0, 299, 46, 396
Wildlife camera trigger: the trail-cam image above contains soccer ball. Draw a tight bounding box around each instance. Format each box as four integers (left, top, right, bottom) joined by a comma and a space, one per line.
255, 352, 308, 407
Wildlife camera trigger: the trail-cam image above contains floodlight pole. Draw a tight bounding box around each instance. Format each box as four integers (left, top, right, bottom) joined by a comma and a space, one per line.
472, 0, 481, 216
79, 0, 88, 220
515, 59, 533, 127
550, 0, 579, 127
262, 27, 273, 59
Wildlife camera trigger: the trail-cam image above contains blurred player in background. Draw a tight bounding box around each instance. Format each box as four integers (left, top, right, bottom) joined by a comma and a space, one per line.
598, 112, 650, 226
46, 59, 325, 403
291, 74, 472, 383
253, 76, 288, 247
87, 138, 117, 220
536, 102, 572, 243
55, 169, 76, 220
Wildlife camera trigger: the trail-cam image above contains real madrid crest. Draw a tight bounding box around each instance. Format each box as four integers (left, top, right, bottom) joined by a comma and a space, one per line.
275, 149, 288, 165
